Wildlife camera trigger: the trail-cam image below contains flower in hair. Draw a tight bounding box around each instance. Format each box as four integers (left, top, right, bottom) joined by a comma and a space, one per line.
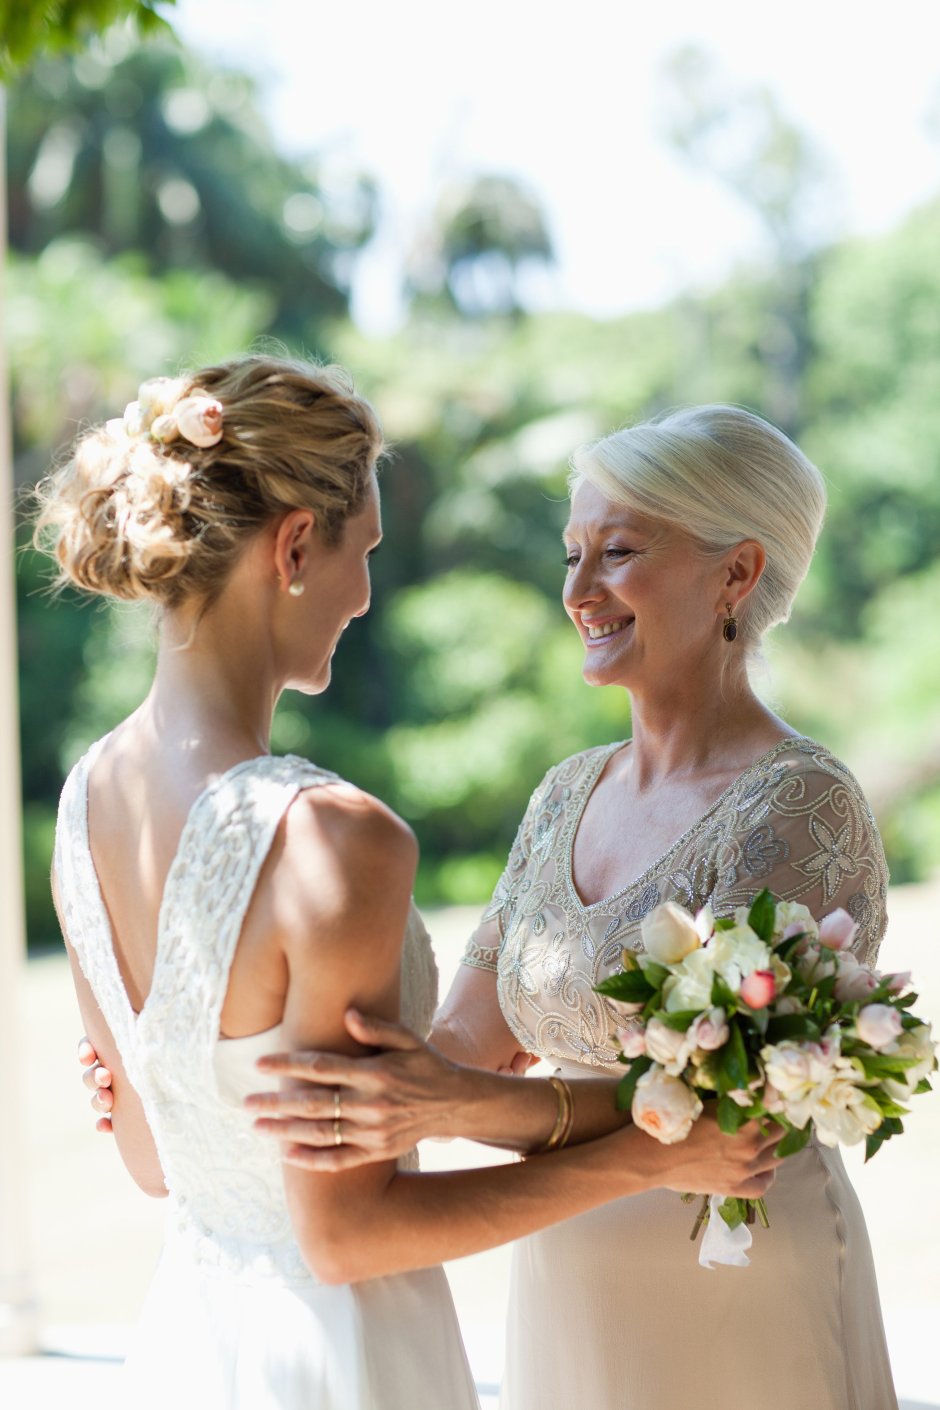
174, 395, 224, 448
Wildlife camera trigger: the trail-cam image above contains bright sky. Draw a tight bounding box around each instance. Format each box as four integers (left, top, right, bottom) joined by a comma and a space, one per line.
173, 0, 940, 331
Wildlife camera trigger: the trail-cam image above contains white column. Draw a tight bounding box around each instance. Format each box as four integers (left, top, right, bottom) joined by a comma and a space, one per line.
0, 86, 40, 1357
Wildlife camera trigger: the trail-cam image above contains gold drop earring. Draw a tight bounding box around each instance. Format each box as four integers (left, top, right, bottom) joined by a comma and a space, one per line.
722, 603, 738, 642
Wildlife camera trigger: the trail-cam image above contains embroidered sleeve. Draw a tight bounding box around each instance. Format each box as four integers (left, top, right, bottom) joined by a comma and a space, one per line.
460, 763, 560, 973
710, 754, 889, 969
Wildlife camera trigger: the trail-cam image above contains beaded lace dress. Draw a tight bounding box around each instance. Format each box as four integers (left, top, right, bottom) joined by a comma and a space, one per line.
55, 743, 478, 1410
463, 737, 897, 1410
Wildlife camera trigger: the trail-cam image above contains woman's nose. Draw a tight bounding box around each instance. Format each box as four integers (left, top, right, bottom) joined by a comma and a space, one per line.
563, 559, 603, 611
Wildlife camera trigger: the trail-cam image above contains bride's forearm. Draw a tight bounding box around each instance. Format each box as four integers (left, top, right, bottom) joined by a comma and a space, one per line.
293, 1124, 657, 1285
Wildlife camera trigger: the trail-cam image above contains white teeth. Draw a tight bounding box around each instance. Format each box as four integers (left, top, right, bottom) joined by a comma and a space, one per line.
587, 619, 628, 639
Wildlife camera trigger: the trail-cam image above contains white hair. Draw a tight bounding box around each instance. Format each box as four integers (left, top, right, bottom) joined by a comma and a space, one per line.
569, 405, 826, 653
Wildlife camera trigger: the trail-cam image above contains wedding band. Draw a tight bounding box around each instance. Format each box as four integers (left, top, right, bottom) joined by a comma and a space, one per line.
333, 1118, 342, 1147
333, 1089, 342, 1122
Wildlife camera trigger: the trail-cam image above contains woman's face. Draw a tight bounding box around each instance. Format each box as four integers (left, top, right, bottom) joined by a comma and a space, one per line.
287, 475, 383, 695
562, 478, 729, 694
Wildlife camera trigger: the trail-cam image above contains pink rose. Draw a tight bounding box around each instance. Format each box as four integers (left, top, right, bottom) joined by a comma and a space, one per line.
739, 969, 776, 1009
818, 909, 858, 952
175, 395, 224, 448
616, 1024, 648, 1059
884, 971, 911, 995
856, 1003, 903, 1051
688, 1007, 729, 1052
834, 961, 879, 1004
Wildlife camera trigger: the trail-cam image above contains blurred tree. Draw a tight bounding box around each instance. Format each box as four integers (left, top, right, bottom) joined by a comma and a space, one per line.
6, 31, 377, 338
406, 175, 554, 317
0, 0, 173, 75
659, 45, 833, 433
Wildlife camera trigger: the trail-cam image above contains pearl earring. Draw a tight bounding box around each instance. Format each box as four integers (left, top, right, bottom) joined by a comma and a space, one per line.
288, 579, 305, 598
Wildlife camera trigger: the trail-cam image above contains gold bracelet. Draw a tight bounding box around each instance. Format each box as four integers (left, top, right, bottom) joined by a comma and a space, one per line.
538, 1074, 575, 1153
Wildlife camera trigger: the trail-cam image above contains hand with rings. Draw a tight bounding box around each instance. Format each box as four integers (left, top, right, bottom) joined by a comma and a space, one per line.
245, 1007, 469, 1172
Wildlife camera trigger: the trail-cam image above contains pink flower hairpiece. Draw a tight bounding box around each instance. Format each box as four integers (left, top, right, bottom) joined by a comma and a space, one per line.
107, 378, 224, 449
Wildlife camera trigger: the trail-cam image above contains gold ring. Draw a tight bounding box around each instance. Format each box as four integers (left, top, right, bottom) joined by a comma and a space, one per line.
333, 1089, 342, 1122
333, 1117, 342, 1146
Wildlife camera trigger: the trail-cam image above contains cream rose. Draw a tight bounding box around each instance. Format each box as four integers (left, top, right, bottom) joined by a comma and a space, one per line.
641, 902, 702, 965
708, 926, 772, 991
643, 1018, 693, 1076
175, 395, 224, 448
687, 1006, 729, 1052
631, 1067, 703, 1145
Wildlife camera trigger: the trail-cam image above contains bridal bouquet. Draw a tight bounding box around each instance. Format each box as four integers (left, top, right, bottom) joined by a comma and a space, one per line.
596, 890, 936, 1268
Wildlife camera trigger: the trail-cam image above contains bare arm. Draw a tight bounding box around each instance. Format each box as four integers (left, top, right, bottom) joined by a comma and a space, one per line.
260, 787, 779, 1286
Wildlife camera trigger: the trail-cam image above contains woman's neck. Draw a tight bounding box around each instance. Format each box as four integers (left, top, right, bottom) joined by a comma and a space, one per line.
135, 606, 282, 766
624, 669, 793, 791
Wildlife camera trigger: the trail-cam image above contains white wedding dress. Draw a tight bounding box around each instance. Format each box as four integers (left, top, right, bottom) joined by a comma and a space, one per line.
55, 745, 480, 1410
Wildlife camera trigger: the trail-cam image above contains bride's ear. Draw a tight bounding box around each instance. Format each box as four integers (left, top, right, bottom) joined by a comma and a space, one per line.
272, 509, 317, 592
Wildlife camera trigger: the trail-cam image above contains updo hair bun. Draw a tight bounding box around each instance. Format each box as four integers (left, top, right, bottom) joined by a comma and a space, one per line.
34, 355, 384, 609
570, 405, 827, 653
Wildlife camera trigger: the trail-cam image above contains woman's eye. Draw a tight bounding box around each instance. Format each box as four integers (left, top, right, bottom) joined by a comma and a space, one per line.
563, 553, 579, 569
604, 547, 632, 559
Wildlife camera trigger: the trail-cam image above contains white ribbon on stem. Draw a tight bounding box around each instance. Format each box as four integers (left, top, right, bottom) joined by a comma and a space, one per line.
698, 1194, 752, 1269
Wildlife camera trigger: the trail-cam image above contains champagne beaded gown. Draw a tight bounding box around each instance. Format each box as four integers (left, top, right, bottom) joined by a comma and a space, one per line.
55, 745, 479, 1410
463, 737, 898, 1410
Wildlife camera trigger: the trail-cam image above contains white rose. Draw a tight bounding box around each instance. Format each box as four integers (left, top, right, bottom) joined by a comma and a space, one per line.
662, 947, 716, 1014
855, 1004, 903, 1051
631, 1067, 703, 1145
708, 926, 771, 991
644, 1018, 693, 1076
810, 1065, 883, 1147
881, 1023, 936, 1102
641, 902, 702, 965
773, 901, 819, 942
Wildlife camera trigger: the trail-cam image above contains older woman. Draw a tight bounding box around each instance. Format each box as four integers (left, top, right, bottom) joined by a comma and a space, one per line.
82, 403, 896, 1408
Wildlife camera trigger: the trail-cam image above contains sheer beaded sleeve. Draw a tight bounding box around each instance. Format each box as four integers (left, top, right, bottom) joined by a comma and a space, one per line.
708, 744, 889, 969
460, 761, 564, 973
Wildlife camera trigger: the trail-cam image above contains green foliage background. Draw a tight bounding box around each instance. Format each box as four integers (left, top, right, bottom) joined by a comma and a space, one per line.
8, 31, 940, 948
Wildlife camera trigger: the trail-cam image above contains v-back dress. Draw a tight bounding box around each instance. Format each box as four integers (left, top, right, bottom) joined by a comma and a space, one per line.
55, 744, 479, 1410
463, 737, 897, 1410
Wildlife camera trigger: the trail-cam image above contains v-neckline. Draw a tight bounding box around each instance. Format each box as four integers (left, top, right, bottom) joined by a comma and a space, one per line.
77, 739, 276, 1036
564, 735, 808, 914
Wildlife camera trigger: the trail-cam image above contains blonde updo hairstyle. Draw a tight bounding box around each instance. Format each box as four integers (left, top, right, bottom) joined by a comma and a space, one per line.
35, 355, 384, 610
569, 405, 826, 655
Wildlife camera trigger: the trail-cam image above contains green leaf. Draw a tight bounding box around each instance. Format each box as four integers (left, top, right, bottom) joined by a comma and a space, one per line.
718, 1197, 747, 1229
774, 1124, 811, 1158
915, 1078, 933, 1095
638, 960, 670, 990
657, 1009, 701, 1032
716, 1022, 749, 1094
713, 916, 736, 931
747, 889, 776, 942
615, 1055, 654, 1112
766, 1014, 821, 1043
711, 972, 736, 1009
717, 1094, 750, 1133
595, 971, 654, 1004
864, 1127, 893, 1162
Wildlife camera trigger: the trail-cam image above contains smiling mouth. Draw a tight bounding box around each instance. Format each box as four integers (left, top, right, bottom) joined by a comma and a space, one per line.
585, 617, 633, 644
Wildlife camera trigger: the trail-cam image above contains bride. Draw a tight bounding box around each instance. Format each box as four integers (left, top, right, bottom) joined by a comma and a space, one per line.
42, 355, 778, 1409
